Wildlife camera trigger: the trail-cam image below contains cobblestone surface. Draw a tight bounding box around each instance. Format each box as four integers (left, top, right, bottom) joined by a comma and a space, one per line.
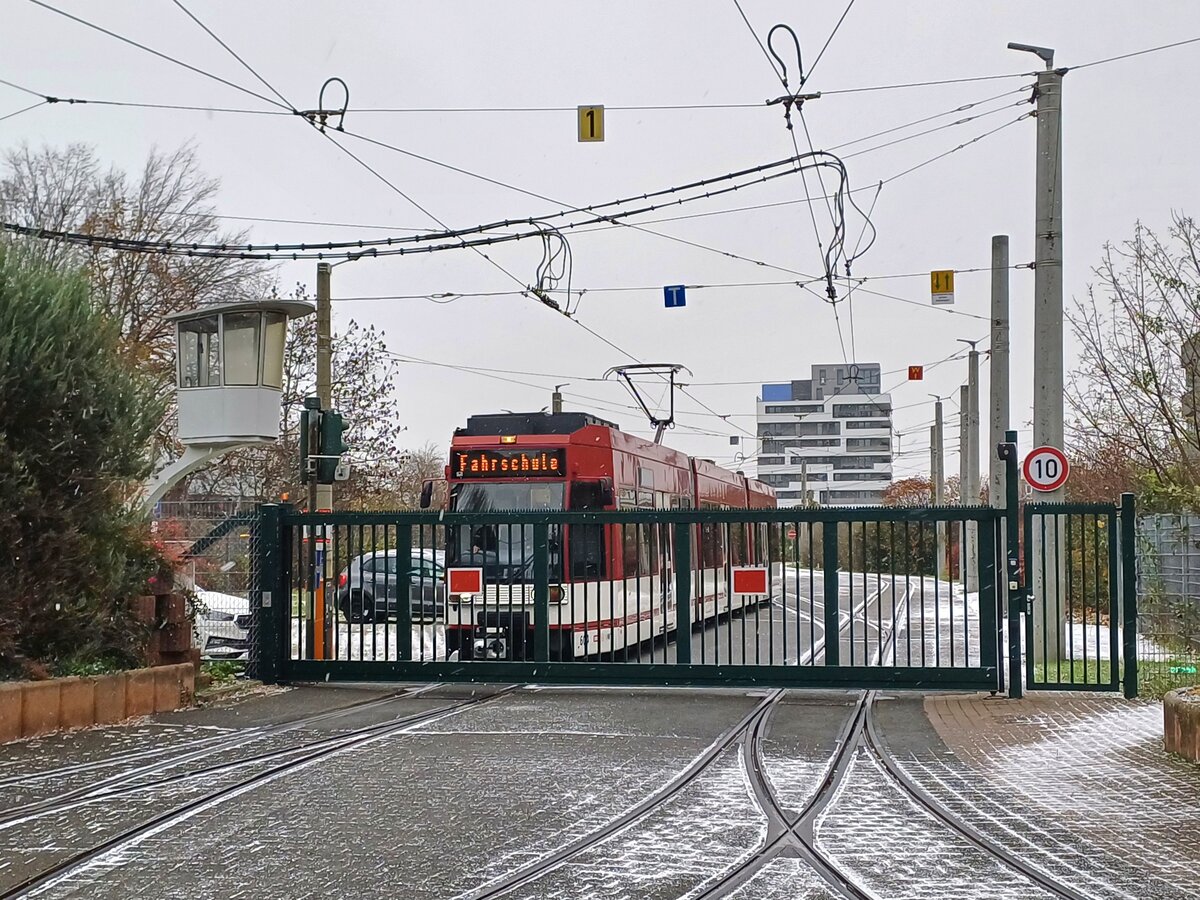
9, 690, 759, 899
724, 857, 837, 899
817, 750, 1055, 899
900, 693, 1200, 899
506, 746, 763, 900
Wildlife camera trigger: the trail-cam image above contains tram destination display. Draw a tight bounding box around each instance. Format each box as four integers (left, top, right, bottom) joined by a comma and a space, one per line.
452, 448, 566, 478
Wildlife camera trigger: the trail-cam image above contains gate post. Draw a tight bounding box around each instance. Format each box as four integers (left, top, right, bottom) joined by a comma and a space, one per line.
1120, 492, 1139, 699
1002, 431, 1024, 698
823, 520, 840, 666
674, 523, 692, 665
252, 503, 284, 685
533, 522, 550, 662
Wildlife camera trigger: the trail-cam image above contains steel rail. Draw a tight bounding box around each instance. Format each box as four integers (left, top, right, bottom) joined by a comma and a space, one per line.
0, 686, 518, 899
0, 686, 431, 822
462, 689, 784, 900
861, 695, 1092, 900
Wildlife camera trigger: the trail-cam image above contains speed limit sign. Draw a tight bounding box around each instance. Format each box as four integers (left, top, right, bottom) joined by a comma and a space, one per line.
1023, 446, 1070, 492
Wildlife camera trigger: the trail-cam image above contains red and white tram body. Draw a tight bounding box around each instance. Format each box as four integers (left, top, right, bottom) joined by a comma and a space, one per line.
442, 412, 776, 660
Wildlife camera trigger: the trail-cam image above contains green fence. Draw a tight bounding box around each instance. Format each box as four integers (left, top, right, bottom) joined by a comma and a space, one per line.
250, 504, 1004, 691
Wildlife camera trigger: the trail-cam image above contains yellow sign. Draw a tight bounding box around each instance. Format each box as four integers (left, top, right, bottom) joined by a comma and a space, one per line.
930, 269, 955, 305
578, 105, 604, 142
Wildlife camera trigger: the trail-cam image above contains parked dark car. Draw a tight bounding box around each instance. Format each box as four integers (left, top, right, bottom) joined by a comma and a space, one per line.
336, 550, 445, 624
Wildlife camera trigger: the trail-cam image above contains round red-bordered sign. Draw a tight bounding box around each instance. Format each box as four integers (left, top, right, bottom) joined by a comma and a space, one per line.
1022, 446, 1070, 492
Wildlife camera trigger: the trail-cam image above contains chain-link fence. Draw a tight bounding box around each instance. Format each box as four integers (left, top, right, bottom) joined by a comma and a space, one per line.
246, 509, 262, 680
1137, 514, 1200, 695
153, 499, 254, 664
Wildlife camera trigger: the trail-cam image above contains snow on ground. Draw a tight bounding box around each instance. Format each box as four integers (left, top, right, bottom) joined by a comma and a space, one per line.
289, 621, 446, 661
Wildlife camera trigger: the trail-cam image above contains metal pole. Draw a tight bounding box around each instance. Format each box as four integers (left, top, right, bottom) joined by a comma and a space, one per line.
316, 262, 333, 513
1003, 430, 1024, 698
933, 398, 946, 577
1012, 44, 1066, 663
801, 459, 809, 507
966, 348, 981, 592
960, 385, 969, 585
552, 385, 565, 414
314, 262, 332, 659
989, 235, 1011, 509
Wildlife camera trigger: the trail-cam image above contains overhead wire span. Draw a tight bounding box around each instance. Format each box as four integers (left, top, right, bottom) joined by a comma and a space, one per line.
26, 0, 292, 112
0, 100, 46, 123
1, 152, 820, 259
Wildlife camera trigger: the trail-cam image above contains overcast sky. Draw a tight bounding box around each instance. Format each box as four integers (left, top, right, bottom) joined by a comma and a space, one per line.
3, 1, 1199, 480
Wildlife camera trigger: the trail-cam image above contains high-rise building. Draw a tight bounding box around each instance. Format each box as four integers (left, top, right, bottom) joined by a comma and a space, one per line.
756, 363, 892, 506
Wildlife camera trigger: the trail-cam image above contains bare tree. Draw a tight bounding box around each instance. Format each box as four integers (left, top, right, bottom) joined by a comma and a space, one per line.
0, 143, 274, 453
1066, 213, 1200, 498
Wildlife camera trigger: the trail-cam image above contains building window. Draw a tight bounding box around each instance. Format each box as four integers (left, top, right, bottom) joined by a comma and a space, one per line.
798, 438, 840, 447
832, 403, 890, 418
846, 437, 891, 450
763, 404, 824, 414
758, 456, 785, 467
833, 472, 891, 481
179, 315, 221, 387
845, 420, 891, 430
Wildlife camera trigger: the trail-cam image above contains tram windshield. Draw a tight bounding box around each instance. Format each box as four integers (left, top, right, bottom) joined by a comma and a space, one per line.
448, 482, 564, 580
451, 482, 565, 512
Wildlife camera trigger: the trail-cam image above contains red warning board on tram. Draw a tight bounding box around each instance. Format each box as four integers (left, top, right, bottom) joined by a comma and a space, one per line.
731, 567, 769, 596
1022, 446, 1070, 492
446, 568, 483, 595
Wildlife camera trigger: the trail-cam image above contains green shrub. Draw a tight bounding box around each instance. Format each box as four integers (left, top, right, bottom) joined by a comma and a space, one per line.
0, 245, 168, 678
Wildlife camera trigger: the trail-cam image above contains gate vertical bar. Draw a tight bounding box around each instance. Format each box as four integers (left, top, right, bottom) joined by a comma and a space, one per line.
253, 503, 283, 685
674, 520, 692, 664
1120, 492, 1139, 698
1004, 430, 1024, 698
823, 520, 840, 666
397, 524, 413, 661
533, 522, 550, 662
978, 514, 999, 690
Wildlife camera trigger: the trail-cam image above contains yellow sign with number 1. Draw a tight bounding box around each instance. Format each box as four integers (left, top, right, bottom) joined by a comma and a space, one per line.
578, 105, 604, 142
930, 269, 955, 305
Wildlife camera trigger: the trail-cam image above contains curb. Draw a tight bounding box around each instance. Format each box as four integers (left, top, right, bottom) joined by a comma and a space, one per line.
1163, 687, 1200, 762
0, 664, 195, 744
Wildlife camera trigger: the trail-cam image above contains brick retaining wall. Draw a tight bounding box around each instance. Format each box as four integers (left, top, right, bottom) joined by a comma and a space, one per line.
0, 663, 195, 744
1164, 687, 1200, 761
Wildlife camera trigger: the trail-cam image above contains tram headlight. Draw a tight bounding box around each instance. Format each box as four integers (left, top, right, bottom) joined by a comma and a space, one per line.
549, 585, 565, 604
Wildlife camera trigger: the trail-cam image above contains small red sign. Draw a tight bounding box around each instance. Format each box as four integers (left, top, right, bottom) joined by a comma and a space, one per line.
446, 568, 484, 595
731, 567, 769, 596
908, 365, 924, 381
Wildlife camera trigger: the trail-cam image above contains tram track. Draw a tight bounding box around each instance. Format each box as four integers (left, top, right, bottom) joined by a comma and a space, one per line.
461, 689, 786, 900
0, 685, 446, 827
0, 685, 518, 899
0, 685, 430, 796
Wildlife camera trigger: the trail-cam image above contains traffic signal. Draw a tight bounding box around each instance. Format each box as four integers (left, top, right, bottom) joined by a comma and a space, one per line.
317, 410, 349, 483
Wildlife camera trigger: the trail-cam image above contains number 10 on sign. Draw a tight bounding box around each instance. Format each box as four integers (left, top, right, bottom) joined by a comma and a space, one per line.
578, 105, 604, 142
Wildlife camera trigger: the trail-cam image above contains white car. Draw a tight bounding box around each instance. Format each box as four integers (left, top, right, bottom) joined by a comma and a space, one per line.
194, 589, 251, 659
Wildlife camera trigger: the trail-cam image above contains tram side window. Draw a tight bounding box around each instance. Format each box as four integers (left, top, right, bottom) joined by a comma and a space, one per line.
699, 506, 725, 568
730, 522, 747, 566
568, 482, 607, 579
621, 523, 657, 578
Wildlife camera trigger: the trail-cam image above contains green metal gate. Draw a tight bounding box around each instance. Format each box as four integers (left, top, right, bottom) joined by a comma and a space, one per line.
250, 504, 1006, 691
1020, 496, 1138, 695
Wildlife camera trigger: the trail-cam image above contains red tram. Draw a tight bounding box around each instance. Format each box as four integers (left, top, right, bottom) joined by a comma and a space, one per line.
435, 411, 777, 659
